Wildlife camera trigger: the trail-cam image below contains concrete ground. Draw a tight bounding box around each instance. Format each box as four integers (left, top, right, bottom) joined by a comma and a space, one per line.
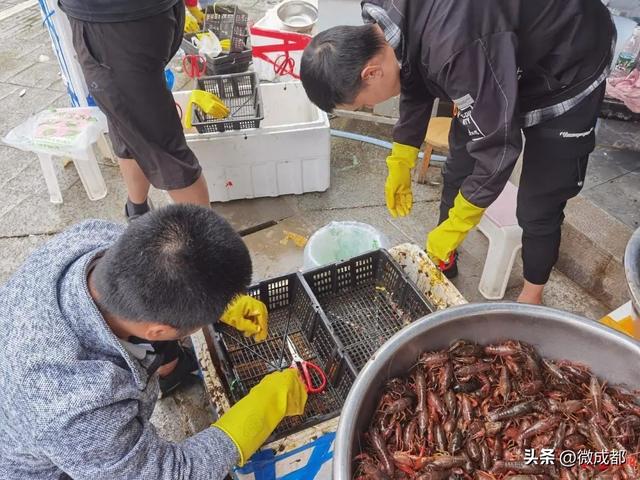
0, 0, 638, 445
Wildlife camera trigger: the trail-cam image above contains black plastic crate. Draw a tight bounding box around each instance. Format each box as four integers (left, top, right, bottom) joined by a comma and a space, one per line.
181, 35, 252, 75
303, 249, 434, 370
210, 273, 356, 440
203, 4, 248, 53
192, 72, 263, 133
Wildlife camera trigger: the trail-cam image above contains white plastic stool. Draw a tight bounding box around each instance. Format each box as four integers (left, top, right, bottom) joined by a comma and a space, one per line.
2, 107, 110, 204
38, 133, 109, 204
477, 181, 523, 300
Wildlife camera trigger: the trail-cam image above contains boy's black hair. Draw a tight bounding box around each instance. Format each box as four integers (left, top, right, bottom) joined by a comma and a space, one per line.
300, 24, 386, 112
93, 204, 252, 331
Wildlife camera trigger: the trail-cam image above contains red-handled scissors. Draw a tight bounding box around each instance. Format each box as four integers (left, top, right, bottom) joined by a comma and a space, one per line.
183, 54, 207, 79
286, 337, 327, 394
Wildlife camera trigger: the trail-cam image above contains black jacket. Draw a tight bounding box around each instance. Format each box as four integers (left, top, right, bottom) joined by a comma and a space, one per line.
368, 0, 614, 207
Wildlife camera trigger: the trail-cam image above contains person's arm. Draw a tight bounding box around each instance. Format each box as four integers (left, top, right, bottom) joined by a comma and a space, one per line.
427, 32, 522, 262
37, 392, 239, 480
384, 76, 435, 217
393, 75, 435, 150
440, 32, 522, 208
35, 368, 304, 479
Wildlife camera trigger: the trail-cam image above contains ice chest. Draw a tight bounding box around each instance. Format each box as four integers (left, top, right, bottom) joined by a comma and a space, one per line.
174, 81, 330, 202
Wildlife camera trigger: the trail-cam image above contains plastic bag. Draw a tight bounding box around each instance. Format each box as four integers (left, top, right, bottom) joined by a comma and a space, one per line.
192, 31, 222, 57
2, 107, 107, 161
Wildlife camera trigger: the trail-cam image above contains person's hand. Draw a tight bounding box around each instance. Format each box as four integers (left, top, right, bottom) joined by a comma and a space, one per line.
187, 5, 205, 24
426, 192, 486, 262
385, 143, 419, 217
213, 369, 307, 465
220, 295, 268, 342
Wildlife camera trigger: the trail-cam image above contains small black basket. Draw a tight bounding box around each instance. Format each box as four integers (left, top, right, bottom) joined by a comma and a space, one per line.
210, 273, 357, 440
303, 249, 435, 370
192, 72, 263, 133
182, 35, 252, 75
203, 4, 249, 53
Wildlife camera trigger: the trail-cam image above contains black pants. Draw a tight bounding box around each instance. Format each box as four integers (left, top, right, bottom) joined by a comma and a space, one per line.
69, 3, 202, 190
439, 84, 605, 285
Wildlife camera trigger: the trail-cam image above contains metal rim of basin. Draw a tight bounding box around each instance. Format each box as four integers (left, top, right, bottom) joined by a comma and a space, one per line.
333, 302, 640, 479
625, 226, 640, 315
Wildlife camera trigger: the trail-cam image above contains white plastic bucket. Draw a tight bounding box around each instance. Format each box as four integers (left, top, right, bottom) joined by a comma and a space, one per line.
302, 221, 389, 269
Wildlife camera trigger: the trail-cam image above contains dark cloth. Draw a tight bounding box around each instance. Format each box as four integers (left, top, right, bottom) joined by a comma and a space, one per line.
59, 0, 180, 23
439, 83, 605, 285
129, 337, 181, 375
69, 3, 202, 190
364, 0, 614, 209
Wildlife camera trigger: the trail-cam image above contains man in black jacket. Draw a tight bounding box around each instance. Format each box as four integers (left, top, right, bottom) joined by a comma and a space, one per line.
300, 0, 614, 304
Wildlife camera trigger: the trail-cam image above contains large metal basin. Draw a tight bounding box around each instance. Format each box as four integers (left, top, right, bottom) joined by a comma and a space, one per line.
333, 302, 640, 479
625, 226, 640, 315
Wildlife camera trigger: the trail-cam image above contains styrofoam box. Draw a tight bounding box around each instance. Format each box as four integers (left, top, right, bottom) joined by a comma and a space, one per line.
173, 82, 330, 202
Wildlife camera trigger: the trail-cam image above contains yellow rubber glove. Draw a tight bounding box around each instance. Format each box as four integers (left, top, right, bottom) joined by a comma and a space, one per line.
187, 5, 205, 24
385, 143, 419, 218
427, 192, 486, 262
183, 90, 230, 129
213, 369, 307, 465
184, 10, 200, 33
220, 295, 269, 342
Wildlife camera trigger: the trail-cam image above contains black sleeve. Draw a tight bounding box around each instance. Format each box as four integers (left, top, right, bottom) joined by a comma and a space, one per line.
392, 72, 435, 149
438, 32, 523, 208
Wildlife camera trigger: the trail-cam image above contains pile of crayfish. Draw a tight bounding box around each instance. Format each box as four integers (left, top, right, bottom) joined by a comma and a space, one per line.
354, 340, 640, 479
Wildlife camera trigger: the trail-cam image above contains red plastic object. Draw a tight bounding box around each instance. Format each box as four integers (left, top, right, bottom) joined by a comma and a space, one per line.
182, 54, 207, 79
250, 26, 312, 79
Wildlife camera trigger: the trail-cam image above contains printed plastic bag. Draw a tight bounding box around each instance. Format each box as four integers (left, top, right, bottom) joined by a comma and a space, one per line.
3, 107, 107, 160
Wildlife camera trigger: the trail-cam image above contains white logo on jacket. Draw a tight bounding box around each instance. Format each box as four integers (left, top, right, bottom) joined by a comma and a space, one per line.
454, 94, 485, 140
559, 128, 594, 138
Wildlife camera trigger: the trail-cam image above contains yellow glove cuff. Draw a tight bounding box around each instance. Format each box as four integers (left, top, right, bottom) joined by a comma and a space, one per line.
212, 424, 246, 465
387, 142, 419, 169
427, 192, 485, 262
451, 192, 485, 226
213, 369, 307, 466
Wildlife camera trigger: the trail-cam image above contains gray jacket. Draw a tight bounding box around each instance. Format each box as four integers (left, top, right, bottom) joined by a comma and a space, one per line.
0, 220, 238, 479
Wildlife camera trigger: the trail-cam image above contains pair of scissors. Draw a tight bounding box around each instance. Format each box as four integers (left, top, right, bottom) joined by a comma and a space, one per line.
183, 54, 207, 79
286, 337, 327, 394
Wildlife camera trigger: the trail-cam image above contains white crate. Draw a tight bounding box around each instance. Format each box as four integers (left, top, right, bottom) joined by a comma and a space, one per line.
174, 82, 330, 202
